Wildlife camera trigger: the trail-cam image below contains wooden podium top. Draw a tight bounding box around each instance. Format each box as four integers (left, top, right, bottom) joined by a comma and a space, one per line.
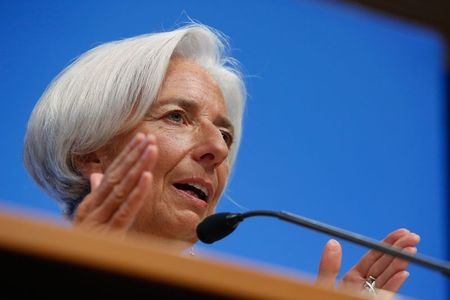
0, 210, 367, 299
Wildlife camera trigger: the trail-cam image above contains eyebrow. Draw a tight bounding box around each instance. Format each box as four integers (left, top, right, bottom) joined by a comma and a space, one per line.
157, 97, 235, 134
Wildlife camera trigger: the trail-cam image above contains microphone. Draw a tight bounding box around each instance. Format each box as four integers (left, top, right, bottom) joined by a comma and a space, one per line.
196, 210, 450, 276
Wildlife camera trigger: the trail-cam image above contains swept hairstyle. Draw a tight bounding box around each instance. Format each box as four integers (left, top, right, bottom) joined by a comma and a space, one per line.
24, 24, 246, 217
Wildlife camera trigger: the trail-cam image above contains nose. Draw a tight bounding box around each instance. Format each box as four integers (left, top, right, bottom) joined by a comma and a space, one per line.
192, 124, 229, 169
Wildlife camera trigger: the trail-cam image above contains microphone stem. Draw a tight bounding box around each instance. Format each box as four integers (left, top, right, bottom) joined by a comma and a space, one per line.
241, 210, 450, 276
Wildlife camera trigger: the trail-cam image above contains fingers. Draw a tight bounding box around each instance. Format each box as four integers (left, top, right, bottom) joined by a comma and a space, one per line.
371, 245, 418, 289
367, 233, 419, 279
74, 194, 94, 223
90, 141, 158, 222
109, 171, 153, 229
74, 132, 159, 237
90, 173, 104, 191
74, 173, 105, 223
351, 228, 410, 276
382, 271, 410, 293
90, 133, 151, 209
317, 239, 342, 288
340, 228, 419, 293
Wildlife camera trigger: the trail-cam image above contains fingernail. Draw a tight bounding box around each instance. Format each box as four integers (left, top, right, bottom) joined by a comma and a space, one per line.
139, 171, 152, 186
141, 145, 156, 159
398, 228, 410, 234
131, 133, 144, 146
328, 239, 339, 250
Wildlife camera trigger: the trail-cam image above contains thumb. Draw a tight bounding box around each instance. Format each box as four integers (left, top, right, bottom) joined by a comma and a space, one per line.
317, 239, 342, 288
74, 172, 104, 223
90, 173, 104, 191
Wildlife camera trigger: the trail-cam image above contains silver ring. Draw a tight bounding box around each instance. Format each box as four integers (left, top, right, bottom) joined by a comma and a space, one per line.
363, 275, 376, 294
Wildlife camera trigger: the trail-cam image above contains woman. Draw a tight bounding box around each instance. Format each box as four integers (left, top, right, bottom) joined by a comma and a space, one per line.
24, 24, 419, 294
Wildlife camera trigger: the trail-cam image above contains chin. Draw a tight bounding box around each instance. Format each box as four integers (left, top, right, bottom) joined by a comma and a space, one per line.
133, 211, 201, 242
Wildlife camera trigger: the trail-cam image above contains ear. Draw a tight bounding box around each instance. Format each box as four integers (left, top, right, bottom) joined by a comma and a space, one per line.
73, 152, 105, 179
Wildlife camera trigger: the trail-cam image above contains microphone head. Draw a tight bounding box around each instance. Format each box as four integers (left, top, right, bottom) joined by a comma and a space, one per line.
196, 212, 243, 244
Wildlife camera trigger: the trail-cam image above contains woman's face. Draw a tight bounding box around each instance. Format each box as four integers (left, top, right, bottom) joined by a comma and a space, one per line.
105, 58, 233, 242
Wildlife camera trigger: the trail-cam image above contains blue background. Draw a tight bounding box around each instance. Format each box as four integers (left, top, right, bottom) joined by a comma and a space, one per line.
0, 1, 447, 299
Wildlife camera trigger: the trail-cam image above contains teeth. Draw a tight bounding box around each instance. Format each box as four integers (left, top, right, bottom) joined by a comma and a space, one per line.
188, 183, 208, 198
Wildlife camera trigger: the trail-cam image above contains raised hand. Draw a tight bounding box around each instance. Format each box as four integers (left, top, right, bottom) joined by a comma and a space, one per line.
73, 133, 158, 237
317, 229, 420, 294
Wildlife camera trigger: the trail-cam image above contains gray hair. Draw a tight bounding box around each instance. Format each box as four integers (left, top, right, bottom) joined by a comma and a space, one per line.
24, 24, 246, 217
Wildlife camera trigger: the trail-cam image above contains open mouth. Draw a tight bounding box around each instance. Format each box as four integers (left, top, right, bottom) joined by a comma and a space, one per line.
173, 183, 208, 202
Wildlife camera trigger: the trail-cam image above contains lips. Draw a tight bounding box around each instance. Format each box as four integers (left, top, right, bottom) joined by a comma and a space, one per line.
172, 178, 213, 203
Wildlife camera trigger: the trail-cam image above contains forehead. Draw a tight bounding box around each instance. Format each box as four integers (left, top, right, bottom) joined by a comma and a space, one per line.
156, 58, 228, 113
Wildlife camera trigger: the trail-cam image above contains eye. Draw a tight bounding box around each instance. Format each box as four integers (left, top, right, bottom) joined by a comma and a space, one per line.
221, 130, 234, 148
165, 111, 186, 123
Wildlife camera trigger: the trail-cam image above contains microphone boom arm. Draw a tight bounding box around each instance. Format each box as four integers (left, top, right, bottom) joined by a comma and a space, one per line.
240, 210, 450, 276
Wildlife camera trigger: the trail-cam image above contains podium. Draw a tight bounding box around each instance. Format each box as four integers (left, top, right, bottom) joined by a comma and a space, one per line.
0, 211, 366, 299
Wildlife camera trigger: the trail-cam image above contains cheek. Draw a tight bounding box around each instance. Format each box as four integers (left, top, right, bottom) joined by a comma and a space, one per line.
207, 165, 229, 216
218, 164, 229, 186
212, 163, 230, 201
155, 124, 193, 148
150, 130, 192, 181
